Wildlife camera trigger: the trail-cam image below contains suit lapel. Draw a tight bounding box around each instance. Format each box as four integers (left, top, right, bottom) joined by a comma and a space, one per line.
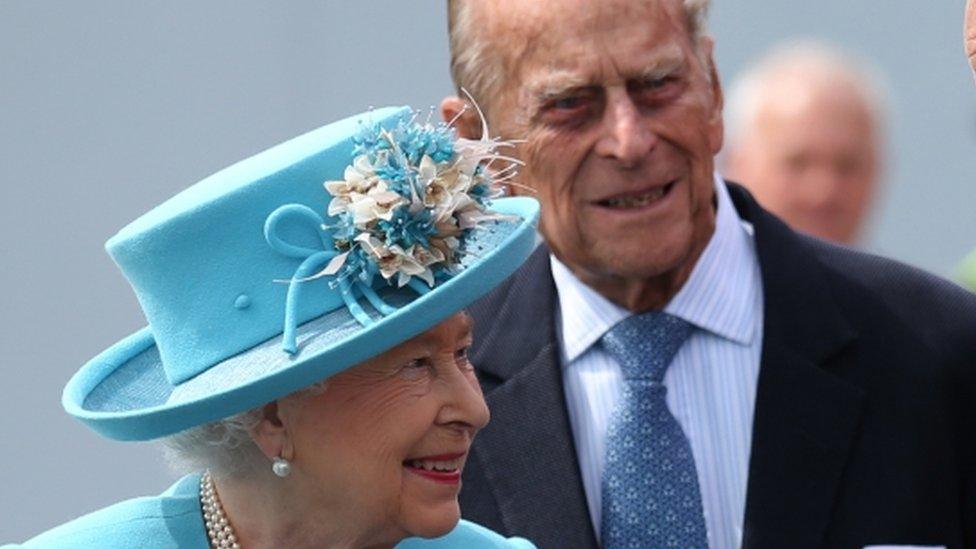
729, 184, 865, 548
468, 246, 598, 548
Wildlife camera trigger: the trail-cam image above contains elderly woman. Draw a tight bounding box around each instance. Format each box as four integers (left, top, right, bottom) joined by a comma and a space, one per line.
4, 107, 538, 548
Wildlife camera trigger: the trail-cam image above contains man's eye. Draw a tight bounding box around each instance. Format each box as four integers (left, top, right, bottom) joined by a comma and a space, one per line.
538, 95, 593, 126
638, 77, 675, 91
630, 77, 683, 106
786, 154, 811, 173
553, 96, 584, 110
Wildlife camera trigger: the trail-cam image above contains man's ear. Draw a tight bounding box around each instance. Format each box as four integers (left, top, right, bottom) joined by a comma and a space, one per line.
250, 401, 293, 462
698, 36, 725, 155
440, 95, 483, 139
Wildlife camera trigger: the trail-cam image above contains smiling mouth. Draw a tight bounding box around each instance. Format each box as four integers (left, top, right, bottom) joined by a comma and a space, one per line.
596, 181, 677, 209
403, 453, 464, 484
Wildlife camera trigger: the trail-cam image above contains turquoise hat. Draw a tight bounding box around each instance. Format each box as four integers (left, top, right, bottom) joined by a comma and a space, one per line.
62, 107, 539, 441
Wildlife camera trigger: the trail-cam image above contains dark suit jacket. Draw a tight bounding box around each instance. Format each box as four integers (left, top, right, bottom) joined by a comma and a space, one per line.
460, 183, 976, 548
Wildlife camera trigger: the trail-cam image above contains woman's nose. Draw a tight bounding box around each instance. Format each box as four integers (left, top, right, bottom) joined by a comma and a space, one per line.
438, 368, 491, 433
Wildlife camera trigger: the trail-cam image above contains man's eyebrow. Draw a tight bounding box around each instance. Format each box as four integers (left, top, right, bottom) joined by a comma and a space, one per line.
529, 74, 596, 103
633, 55, 687, 82
528, 50, 689, 102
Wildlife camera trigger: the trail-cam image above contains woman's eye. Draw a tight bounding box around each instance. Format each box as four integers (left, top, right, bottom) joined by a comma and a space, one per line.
456, 347, 477, 373
398, 357, 432, 380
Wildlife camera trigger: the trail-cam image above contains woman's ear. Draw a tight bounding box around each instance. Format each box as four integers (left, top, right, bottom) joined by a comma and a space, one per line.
250, 401, 292, 462
440, 95, 482, 140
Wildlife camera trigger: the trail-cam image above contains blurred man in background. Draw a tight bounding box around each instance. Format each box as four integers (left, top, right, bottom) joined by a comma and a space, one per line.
958, 250, 976, 291
723, 43, 884, 245
967, 0, 976, 73
961, 0, 976, 291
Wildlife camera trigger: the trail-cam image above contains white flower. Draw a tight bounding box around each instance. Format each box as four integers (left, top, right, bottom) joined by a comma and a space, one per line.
356, 234, 433, 287
349, 185, 405, 224
325, 154, 392, 219
413, 244, 445, 265
328, 179, 406, 226
326, 155, 377, 195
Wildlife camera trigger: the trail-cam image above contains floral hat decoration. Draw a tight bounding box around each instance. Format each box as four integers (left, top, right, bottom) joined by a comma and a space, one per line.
271, 106, 521, 353
63, 105, 539, 441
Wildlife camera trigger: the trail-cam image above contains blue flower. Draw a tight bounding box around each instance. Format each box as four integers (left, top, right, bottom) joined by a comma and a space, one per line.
352, 120, 389, 158
392, 119, 457, 165
327, 212, 360, 244
328, 248, 377, 287
372, 152, 416, 197
379, 208, 437, 249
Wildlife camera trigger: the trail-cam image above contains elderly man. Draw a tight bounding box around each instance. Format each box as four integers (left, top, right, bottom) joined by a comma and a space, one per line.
442, 1, 976, 548
723, 43, 883, 244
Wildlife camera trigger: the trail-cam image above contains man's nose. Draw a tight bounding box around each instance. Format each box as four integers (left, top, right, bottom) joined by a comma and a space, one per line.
801, 166, 848, 208
594, 91, 657, 168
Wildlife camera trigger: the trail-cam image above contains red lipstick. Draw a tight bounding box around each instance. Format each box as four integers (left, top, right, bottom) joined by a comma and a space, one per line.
403, 452, 466, 485
410, 452, 465, 461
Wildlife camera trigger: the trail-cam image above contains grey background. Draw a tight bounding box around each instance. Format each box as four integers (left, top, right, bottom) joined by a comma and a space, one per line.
1, 1, 973, 542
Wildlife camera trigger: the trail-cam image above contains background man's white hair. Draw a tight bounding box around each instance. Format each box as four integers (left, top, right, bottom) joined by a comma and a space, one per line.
724, 41, 888, 152
447, 0, 712, 111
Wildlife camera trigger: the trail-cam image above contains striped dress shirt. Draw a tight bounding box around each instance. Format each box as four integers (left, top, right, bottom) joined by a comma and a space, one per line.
551, 174, 764, 549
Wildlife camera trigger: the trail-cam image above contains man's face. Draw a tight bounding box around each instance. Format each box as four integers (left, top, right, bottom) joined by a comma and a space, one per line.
477, 0, 723, 290
967, 0, 976, 73
728, 83, 880, 244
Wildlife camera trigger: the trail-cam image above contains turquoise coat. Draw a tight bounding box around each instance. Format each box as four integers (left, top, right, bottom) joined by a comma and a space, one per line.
3, 474, 534, 548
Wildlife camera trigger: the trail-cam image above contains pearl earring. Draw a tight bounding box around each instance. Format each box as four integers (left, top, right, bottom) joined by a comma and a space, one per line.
272, 456, 291, 478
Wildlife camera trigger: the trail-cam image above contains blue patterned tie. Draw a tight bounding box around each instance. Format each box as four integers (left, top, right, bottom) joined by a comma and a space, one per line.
600, 312, 708, 548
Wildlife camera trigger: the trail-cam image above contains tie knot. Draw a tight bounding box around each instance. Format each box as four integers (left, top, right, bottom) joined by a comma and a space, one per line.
601, 312, 693, 381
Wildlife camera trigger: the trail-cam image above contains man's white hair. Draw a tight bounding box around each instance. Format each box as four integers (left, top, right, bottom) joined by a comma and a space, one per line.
724, 41, 888, 151
447, 0, 712, 111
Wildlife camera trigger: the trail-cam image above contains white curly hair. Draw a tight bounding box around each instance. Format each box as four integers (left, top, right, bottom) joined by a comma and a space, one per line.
159, 381, 327, 478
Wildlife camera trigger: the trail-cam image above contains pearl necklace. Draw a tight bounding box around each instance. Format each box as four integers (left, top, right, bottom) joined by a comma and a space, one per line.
200, 471, 242, 549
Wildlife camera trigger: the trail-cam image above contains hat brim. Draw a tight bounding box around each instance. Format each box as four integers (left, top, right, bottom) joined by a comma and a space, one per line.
63, 197, 539, 441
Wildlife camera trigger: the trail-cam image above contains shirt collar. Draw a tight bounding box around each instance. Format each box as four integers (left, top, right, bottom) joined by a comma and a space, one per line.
664, 173, 759, 345
551, 173, 760, 364
551, 255, 629, 363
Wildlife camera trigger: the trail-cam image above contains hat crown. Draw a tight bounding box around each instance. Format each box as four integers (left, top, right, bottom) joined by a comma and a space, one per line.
106, 107, 409, 385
